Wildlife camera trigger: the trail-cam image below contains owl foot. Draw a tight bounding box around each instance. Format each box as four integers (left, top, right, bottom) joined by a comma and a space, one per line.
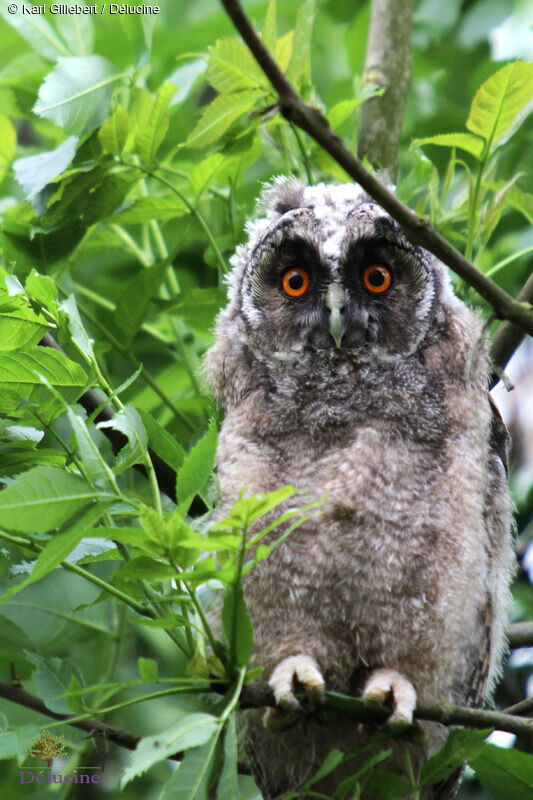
268, 654, 325, 712
363, 668, 417, 729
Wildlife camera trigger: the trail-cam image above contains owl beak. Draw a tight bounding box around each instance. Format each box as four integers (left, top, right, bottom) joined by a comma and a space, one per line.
325, 284, 347, 348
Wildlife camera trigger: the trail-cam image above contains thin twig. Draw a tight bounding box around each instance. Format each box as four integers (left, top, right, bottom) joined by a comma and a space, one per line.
217, 0, 533, 337
39, 333, 180, 502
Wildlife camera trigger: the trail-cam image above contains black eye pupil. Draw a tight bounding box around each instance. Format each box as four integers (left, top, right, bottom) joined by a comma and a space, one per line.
368, 269, 385, 286
288, 272, 304, 290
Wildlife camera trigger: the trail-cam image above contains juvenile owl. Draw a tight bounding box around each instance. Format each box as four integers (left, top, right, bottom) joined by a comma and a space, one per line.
205, 178, 515, 799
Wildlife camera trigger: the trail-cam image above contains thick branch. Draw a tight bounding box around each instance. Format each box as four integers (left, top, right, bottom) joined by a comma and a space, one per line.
490, 270, 533, 387
218, 0, 533, 337
1, 679, 532, 751
357, 0, 416, 179
508, 621, 533, 649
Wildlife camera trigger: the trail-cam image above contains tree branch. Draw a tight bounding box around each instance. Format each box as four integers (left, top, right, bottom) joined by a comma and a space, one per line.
357, 0, 416, 179
490, 270, 533, 387
218, 0, 533, 336
0, 681, 144, 755
508, 621, 533, 649
1, 678, 532, 755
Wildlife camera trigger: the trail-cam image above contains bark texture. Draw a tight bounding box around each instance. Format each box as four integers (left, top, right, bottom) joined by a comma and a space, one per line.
357, 0, 416, 180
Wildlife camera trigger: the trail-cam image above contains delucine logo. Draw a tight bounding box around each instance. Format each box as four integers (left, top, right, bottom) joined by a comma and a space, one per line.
22, 729, 103, 785
20, 771, 101, 785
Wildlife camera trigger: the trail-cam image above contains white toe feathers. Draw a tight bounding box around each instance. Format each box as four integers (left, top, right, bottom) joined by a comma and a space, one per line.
269, 654, 325, 711
363, 668, 417, 727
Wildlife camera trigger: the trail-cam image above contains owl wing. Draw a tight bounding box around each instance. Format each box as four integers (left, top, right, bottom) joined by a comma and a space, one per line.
488, 393, 510, 476
430, 395, 511, 800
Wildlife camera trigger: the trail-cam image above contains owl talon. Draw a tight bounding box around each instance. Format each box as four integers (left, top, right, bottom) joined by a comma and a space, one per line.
269, 654, 325, 711
363, 668, 417, 728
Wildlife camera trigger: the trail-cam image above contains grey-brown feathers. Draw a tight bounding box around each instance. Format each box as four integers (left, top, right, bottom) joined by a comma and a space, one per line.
205, 178, 515, 799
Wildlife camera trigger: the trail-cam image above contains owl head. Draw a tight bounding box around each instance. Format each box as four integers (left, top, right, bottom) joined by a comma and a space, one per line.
207, 178, 456, 406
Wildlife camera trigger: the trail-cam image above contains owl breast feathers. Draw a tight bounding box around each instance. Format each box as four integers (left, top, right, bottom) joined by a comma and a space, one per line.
205, 178, 515, 800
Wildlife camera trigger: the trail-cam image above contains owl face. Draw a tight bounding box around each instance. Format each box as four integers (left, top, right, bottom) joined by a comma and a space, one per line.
235, 179, 442, 365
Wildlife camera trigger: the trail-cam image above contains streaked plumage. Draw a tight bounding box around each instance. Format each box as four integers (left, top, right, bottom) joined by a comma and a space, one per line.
206, 178, 515, 799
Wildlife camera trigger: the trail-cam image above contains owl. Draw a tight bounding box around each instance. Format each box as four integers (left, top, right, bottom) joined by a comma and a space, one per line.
205, 178, 515, 799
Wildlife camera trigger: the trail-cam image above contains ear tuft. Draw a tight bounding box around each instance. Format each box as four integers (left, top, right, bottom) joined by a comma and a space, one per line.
259, 176, 307, 216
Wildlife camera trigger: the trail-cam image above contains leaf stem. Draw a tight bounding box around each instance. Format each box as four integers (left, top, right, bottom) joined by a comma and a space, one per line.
120, 158, 229, 279
68, 294, 195, 432
0, 530, 153, 619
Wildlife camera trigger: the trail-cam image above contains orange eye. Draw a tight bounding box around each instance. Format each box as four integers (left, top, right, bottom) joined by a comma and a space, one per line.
363, 265, 391, 294
282, 268, 310, 297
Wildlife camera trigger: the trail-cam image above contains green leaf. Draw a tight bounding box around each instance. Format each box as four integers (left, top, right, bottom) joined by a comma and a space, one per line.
0, 346, 86, 393
138, 657, 159, 683
276, 31, 294, 72
262, 0, 278, 52
98, 105, 129, 155
135, 82, 176, 167
0, 466, 99, 534
98, 405, 149, 474
467, 62, 533, 154
25, 270, 58, 308
2, 220, 86, 270
206, 38, 267, 94
114, 262, 167, 346
222, 582, 254, 667
327, 99, 359, 131
13, 136, 78, 202
161, 736, 220, 800
210, 485, 299, 532
111, 195, 187, 224
306, 749, 344, 787
0, 724, 42, 765
189, 153, 233, 198
1, 503, 108, 602
186, 90, 264, 148
420, 728, 491, 786
137, 408, 186, 473
55, 12, 94, 57
363, 770, 412, 799
0, 445, 66, 476
67, 408, 114, 487
216, 714, 240, 800
46, 167, 137, 228
471, 743, 533, 799
34, 55, 121, 137
26, 652, 84, 714
0, 114, 16, 183
177, 420, 217, 508
164, 288, 226, 331
287, 0, 316, 89
412, 132, 484, 159
58, 294, 94, 361
115, 555, 176, 581
0, 6, 70, 60
506, 185, 533, 224
131, 616, 187, 629
120, 713, 219, 787
0, 279, 50, 352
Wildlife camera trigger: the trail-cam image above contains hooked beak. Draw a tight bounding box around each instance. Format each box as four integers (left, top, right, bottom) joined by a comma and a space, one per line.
325, 283, 347, 348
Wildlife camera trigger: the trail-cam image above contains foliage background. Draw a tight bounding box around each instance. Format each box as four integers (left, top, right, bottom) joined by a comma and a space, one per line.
0, 1, 531, 798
